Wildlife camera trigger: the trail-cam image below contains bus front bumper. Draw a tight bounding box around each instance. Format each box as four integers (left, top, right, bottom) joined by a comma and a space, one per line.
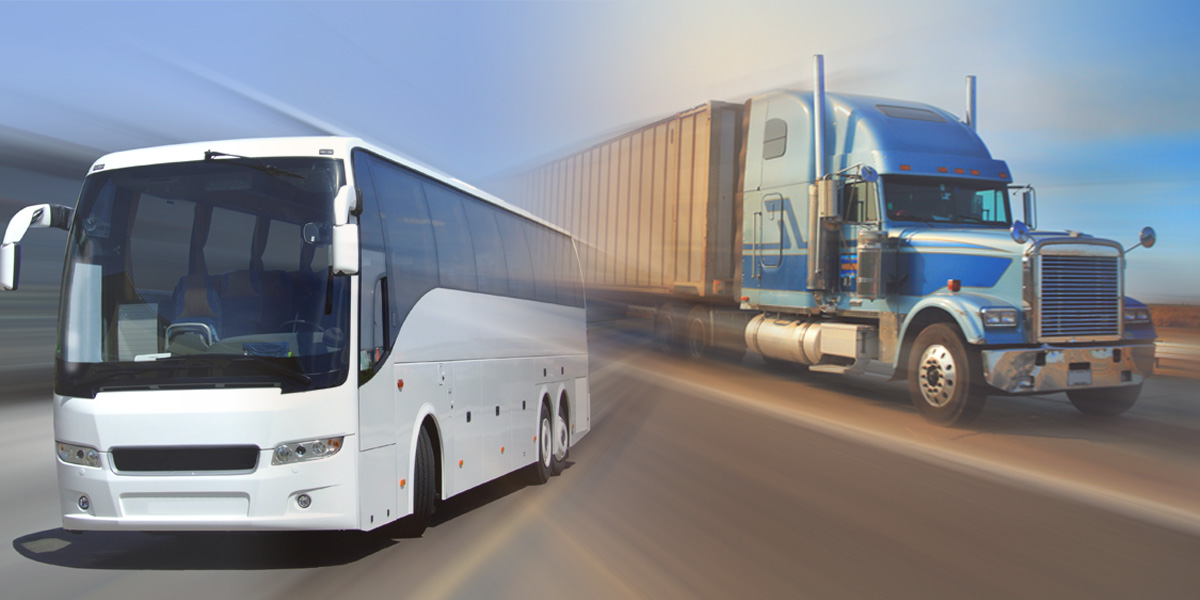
980, 343, 1155, 394
58, 444, 359, 532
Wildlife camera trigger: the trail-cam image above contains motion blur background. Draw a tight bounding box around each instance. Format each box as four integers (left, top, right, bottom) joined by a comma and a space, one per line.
2, 0, 1199, 301
1, 2, 1199, 598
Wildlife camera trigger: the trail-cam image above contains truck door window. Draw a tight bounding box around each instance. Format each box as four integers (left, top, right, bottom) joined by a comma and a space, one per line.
763, 118, 787, 160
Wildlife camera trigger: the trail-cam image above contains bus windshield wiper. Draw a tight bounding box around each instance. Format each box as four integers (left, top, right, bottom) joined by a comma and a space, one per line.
204, 150, 303, 179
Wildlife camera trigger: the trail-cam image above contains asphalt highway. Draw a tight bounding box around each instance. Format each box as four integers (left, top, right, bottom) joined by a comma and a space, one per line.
1, 319, 1198, 599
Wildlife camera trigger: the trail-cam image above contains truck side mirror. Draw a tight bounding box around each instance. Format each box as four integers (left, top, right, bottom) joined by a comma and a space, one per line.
1, 203, 73, 291
1138, 226, 1156, 249
1021, 188, 1036, 230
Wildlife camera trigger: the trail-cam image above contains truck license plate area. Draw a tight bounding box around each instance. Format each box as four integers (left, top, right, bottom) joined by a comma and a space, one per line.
1068, 362, 1092, 386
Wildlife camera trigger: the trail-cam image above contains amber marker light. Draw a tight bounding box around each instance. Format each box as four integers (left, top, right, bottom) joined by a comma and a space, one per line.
954, 168, 965, 174
900, 165, 911, 171
937, 167, 949, 173
400, 479, 406, 489
741, 296, 750, 301
948, 279, 962, 292
396, 379, 404, 391
970, 169, 980, 176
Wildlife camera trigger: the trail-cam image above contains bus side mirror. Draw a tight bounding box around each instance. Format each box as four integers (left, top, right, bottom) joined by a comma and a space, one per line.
331, 223, 359, 275
0, 242, 20, 291
1, 203, 73, 291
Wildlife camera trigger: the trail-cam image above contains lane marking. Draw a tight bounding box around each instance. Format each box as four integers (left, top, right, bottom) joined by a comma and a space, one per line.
620, 360, 1200, 538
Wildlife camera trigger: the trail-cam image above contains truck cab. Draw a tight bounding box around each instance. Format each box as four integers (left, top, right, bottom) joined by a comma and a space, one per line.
739, 88, 1157, 424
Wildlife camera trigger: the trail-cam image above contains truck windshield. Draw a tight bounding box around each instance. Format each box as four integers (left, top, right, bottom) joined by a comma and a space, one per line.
55, 157, 351, 398
883, 175, 1011, 226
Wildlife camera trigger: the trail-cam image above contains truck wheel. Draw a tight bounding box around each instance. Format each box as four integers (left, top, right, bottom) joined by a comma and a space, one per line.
654, 307, 680, 353
1067, 385, 1141, 417
685, 311, 711, 360
907, 323, 985, 425
527, 401, 552, 485
391, 426, 435, 538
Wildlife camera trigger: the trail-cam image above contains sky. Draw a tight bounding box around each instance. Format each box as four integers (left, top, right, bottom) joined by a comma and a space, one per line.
0, 0, 1197, 302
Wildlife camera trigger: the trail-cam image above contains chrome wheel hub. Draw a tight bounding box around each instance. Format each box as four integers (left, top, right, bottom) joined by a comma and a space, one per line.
918, 344, 957, 408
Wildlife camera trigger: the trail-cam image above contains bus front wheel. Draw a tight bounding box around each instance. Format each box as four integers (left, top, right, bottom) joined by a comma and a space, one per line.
391, 426, 435, 538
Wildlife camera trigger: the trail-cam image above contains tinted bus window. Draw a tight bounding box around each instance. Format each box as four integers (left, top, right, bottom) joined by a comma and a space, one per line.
423, 183, 478, 292
463, 199, 509, 297
497, 213, 536, 301
366, 156, 439, 342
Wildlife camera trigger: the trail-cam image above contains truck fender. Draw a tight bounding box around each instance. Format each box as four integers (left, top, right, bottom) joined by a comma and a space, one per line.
893, 292, 1016, 364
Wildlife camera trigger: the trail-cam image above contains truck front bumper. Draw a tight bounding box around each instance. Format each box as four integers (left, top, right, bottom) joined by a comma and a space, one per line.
980, 343, 1155, 394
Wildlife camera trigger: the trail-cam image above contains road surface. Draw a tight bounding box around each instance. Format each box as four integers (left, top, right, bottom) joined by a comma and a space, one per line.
1, 318, 1198, 599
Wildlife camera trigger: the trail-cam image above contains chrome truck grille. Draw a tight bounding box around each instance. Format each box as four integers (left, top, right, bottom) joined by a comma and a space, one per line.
1035, 245, 1122, 342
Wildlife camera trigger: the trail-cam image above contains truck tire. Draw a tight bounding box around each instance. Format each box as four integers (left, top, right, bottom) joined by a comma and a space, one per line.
685, 309, 711, 360
654, 306, 680, 354
391, 426, 436, 538
907, 323, 986, 425
1067, 385, 1140, 417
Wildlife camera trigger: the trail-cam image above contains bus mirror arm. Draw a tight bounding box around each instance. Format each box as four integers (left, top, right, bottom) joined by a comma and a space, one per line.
1, 203, 73, 291
330, 223, 359, 276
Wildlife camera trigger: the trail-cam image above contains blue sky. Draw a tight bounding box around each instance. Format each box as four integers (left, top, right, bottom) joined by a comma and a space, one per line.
0, 0, 1197, 302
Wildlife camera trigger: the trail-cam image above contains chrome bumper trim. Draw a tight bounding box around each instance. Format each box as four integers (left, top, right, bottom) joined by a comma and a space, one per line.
981, 344, 1155, 394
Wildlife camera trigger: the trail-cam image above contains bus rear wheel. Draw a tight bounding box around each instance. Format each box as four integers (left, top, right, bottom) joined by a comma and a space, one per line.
528, 401, 552, 485
1067, 385, 1141, 417
551, 399, 569, 476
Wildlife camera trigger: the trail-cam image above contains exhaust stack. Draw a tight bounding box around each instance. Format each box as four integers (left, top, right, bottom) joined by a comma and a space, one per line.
965, 75, 977, 131
813, 54, 827, 179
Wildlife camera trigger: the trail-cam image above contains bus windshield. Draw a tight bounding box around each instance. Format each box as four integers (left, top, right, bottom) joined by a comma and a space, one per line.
883, 175, 1011, 226
55, 157, 351, 398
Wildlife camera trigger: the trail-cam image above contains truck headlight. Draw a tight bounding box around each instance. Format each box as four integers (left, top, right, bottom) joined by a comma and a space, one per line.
57, 442, 101, 468
1123, 307, 1151, 324
981, 307, 1019, 328
272, 436, 344, 465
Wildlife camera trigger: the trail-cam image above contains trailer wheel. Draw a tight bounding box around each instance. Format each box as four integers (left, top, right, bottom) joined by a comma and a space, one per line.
654, 306, 680, 353
527, 401, 552, 485
685, 311, 711, 360
907, 323, 985, 425
391, 426, 435, 538
1067, 385, 1141, 417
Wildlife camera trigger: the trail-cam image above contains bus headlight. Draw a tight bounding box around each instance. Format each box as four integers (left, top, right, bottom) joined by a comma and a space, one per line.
272, 436, 344, 465
1124, 307, 1151, 324
57, 442, 101, 468
981, 307, 1019, 328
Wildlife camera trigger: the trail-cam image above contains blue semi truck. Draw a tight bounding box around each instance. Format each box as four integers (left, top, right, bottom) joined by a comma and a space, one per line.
493, 56, 1158, 425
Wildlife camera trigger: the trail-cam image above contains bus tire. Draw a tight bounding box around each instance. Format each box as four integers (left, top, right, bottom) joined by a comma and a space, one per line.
528, 401, 552, 485
392, 426, 435, 538
907, 323, 986, 426
551, 398, 569, 476
1067, 385, 1140, 417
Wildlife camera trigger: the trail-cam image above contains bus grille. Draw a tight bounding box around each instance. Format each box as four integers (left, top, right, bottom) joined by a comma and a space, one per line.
111, 446, 260, 473
1038, 255, 1120, 340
